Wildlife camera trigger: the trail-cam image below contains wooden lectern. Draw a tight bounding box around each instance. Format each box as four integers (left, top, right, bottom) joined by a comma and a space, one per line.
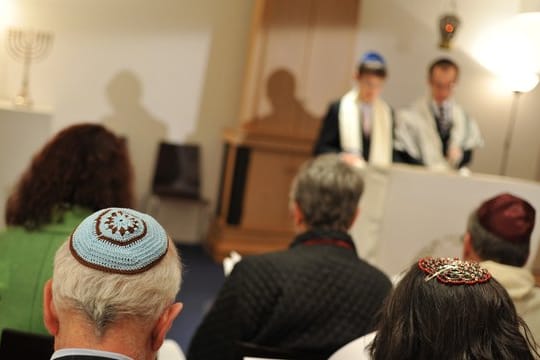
209, 0, 360, 259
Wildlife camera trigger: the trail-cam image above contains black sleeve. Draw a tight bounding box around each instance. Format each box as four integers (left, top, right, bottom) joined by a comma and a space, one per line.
458, 111, 475, 168
392, 149, 424, 165
313, 101, 342, 155
459, 149, 473, 168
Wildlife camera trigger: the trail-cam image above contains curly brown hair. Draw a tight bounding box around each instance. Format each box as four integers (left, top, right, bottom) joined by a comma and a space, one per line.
6, 123, 134, 229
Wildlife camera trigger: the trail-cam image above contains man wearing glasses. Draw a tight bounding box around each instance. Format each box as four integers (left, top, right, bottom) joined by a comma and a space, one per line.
395, 58, 483, 170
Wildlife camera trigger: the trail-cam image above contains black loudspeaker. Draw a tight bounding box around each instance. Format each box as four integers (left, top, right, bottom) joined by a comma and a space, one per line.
152, 142, 201, 199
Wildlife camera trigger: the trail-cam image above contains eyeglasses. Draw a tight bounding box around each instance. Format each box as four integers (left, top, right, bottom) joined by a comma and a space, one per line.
430, 81, 456, 91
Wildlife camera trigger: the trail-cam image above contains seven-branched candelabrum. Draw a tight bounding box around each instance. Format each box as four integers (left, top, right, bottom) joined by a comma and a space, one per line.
6, 28, 53, 107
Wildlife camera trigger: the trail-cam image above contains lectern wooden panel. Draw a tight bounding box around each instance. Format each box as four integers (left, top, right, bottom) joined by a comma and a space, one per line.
209, 0, 360, 260
241, 148, 306, 230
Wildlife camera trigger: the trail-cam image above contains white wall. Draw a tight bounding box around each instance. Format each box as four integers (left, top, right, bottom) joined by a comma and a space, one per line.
0, 0, 254, 207
356, 0, 540, 180
1, 0, 539, 217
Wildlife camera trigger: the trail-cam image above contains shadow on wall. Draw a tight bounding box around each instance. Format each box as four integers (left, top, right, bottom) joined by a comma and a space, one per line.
243, 68, 319, 140
101, 70, 168, 207
184, 0, 254, 210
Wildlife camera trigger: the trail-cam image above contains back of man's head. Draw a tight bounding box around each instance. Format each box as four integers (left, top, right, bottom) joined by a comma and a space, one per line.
467, 193, 536, 267
45, 208, 182, 357
290, 154, 364, 231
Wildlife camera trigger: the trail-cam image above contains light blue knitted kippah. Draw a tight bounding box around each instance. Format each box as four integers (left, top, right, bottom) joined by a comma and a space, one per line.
70, 208, 169, 274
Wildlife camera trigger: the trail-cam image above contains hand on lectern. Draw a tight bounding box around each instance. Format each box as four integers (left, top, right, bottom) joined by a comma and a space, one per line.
447, 145, 463, 169
340, 152, 366, 168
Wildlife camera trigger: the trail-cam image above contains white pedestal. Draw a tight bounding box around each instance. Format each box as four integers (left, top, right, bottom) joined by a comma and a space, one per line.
351, 165, 540, 275
0, 100, 53, 229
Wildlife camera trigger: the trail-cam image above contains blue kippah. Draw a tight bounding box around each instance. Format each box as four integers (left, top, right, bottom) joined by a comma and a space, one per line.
70, 208, 169, 274
359, 51, 386, 69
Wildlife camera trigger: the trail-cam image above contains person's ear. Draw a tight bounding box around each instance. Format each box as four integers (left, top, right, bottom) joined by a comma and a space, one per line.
43, 279, 59, 336
462, 232, 473, 260
347, 207, 360, 229
292, 202, 304, 228
151, 302, 183, 352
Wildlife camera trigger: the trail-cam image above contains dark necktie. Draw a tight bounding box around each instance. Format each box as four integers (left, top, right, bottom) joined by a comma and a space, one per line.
438, 105, 451, 138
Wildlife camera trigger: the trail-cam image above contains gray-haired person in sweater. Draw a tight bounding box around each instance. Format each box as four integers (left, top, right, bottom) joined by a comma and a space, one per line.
188, 154, 391, 360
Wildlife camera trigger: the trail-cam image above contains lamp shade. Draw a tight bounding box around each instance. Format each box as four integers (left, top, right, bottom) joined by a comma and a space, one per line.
500, 72, 539, 93
473, 12, 540, 88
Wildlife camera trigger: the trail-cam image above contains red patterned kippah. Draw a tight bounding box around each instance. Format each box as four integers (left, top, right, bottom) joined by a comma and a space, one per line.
476, 193, 535, 244
418, 257, 491, 285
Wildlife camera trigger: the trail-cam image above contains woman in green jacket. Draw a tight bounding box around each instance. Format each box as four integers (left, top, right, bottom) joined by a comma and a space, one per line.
0, 123, 134, 334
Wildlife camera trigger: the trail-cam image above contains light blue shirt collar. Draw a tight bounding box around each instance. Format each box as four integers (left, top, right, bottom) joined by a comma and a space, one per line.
51, 348, 133, 360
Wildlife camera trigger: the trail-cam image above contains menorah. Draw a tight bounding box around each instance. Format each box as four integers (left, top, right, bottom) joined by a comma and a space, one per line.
6, 28, 53, 107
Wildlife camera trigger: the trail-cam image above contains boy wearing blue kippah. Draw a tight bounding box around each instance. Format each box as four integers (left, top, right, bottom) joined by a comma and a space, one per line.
313, 51, 405, 167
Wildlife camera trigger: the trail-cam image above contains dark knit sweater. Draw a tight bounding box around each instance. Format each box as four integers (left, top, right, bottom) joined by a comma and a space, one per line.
187, 229, 392, 360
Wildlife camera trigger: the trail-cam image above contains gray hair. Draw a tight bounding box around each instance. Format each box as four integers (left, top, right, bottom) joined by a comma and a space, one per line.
52, 239, 182, 336
290, 154, 364, 231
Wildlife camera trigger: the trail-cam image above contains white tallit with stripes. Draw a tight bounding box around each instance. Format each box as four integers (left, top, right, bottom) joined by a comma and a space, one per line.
395, 96, 484, 169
